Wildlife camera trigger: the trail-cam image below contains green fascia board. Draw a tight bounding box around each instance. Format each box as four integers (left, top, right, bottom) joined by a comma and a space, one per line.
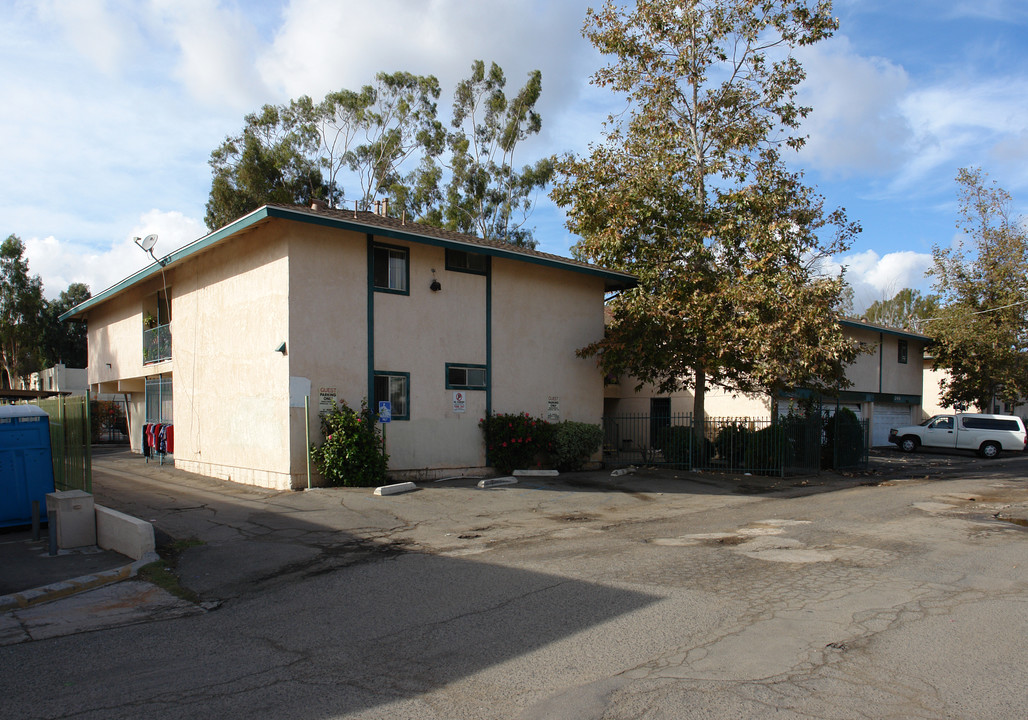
840, 319, 931, 343
60, 206, 274, 321
61, 205, 636, 320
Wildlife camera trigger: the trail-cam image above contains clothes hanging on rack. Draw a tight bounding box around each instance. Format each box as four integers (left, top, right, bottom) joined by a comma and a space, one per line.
143, 423, 173, 462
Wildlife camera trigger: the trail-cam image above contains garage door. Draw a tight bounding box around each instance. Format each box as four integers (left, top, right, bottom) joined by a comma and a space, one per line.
872, 403, 915, 447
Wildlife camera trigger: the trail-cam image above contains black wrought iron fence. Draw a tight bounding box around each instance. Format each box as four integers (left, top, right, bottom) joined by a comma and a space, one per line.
602, 411, 868, 476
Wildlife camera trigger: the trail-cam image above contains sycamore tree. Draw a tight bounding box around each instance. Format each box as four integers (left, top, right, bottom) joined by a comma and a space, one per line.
552, 0, 859, 436
928, 167, 1028, 412
0, 234, 45, 388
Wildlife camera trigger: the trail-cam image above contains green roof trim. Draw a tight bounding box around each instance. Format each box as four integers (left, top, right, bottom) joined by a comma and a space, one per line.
61, 204, 636, 320
840, 318, 931, 343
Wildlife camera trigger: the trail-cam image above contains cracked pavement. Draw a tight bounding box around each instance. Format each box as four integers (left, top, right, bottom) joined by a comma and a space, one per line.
1, 448, 1026, 719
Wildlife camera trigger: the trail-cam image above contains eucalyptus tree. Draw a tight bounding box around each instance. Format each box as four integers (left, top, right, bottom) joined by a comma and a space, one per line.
553, 0, 859, 434
400, 61, 554, 247
0, 234, 45, 388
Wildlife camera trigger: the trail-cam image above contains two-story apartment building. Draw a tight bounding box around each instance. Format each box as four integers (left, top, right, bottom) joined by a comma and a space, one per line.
63, 203, 635, 489
604, 318, 930, 447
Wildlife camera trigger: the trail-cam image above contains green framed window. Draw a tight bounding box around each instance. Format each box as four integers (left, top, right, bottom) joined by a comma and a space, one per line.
445, 363, 487, 390
374, 371, 409, 420
445, 248, 488, 275
373, 244, 409, 294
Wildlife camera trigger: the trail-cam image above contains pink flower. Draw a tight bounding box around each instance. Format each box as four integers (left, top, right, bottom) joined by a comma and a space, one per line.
327, 434, 333, 441
502, 442, 508, 447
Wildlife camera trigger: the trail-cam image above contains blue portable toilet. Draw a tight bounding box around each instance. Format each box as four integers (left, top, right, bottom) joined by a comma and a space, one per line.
0, 405, 57, 528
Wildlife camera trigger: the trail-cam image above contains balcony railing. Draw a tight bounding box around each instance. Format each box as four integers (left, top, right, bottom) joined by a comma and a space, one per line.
143, 323, 172, 364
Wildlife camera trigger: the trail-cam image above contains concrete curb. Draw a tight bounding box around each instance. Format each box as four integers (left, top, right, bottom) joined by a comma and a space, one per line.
0, 551, 159, 613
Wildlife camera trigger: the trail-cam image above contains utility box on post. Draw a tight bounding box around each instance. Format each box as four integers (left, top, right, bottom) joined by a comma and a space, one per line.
0, 405, 56, 528
45, 490, 97, 549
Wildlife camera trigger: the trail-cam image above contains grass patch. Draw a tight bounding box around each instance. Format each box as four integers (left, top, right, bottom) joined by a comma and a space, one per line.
137, 535, 205, 603
137, 561, 199, 603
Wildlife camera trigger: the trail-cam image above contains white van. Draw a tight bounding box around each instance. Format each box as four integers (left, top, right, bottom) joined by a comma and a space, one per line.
889, 413, 1027, 458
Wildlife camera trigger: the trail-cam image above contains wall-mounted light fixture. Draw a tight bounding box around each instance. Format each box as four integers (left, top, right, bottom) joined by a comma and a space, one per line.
275, 341, 287, 354
430, 269, 441, 292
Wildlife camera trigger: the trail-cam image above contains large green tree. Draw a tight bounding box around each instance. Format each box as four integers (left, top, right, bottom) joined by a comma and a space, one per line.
41, 282, 91, 369
552, 0, 859, 434
206, 63, 553, 246
206, 104, 329, 230
862, 288, 939, 331
928, 168, 1028, 412
0, 234, 46, 388
287, 71, 444, 212
396, 61, 555, 247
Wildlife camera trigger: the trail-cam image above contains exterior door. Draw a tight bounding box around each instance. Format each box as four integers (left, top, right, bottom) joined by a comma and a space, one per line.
649, 398, 671, 448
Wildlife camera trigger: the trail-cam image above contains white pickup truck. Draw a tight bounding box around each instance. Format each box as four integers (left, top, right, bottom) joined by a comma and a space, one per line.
889, 413, 1027, 458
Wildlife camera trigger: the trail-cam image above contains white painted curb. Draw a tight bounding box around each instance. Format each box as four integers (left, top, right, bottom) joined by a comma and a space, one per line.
513, 469, 559, 477
374, 482, 417, 496
478, 477, 518, 488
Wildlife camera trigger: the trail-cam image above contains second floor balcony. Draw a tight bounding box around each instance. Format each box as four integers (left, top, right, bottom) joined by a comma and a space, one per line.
143, 323, 172, 364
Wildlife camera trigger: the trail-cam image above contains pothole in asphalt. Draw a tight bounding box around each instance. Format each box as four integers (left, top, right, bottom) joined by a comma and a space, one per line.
551, 513, 598, 523
995, 515, 1028, 527
704, 535, 746, 546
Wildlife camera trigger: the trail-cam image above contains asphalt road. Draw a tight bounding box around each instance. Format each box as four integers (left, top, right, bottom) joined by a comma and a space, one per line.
2, 449, 1027, 719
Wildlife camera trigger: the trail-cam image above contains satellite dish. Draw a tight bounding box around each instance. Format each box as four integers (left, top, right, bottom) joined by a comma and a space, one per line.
135, 234, 158, 252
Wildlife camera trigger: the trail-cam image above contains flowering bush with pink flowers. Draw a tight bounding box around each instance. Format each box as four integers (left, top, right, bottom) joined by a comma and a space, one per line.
311, 399, 388, 486
479, 411, 553, 473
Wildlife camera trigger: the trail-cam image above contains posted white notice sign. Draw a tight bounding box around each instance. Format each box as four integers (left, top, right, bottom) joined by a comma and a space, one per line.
319, 387, 337, 413
453, 391, 466, 413
546, 396, 560, 422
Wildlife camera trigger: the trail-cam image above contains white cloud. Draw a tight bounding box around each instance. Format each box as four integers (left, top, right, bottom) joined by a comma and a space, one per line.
258, 0, 597, 150
827, 249, 934, 313
36, 0, 140, 75
150, 0, 270, 111
23, 210, 204, 300
795, 37, 912, 176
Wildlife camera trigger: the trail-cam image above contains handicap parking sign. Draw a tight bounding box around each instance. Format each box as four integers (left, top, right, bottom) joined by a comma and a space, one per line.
378, 401, 391, 423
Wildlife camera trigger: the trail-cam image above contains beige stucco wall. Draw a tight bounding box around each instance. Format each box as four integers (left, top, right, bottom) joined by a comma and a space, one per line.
286, 224, 371, 482
171, 224, 292, 488
370, 240, 490, 471
604, 378, 770, 419
843, 326, 925, 396
491, 258, 606, 424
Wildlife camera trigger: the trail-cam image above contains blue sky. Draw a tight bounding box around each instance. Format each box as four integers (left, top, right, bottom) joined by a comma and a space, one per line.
3, 0, 1028, 313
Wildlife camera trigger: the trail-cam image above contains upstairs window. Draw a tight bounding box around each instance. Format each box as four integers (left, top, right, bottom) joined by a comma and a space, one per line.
445, 248, 488, 275
373, 245, 409, 294
446, 363, 487, 390
897, 339, 908, 364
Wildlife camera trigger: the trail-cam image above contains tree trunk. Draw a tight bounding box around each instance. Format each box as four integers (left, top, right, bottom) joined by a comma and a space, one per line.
692, 364, 706, 450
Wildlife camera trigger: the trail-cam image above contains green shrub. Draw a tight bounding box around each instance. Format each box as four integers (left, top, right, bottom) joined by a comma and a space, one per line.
551, 421, 604, 471
714, 422, 752, 467
743, 424, 787, 473
823, 407, 864, 469
480, 412, 553, 473
654, 426, 713, 469
310, 400, 388, 487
